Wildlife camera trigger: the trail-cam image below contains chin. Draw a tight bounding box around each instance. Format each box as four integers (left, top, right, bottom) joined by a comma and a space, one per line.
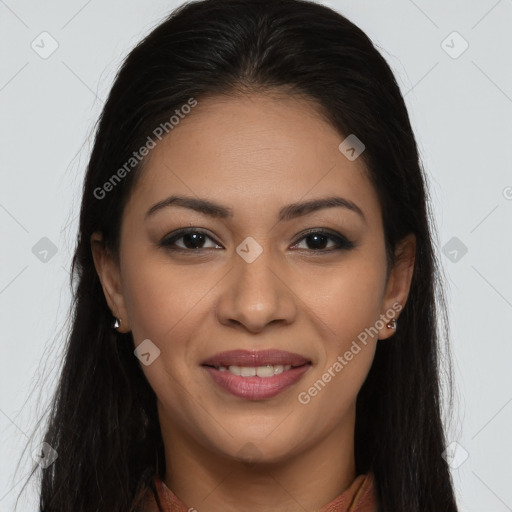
215, 436, 300, 466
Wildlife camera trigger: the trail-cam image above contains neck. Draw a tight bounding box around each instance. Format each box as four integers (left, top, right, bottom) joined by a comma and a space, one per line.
160, 405, 357, 512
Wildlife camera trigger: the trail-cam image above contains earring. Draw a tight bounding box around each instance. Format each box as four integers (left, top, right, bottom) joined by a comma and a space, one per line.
112, 317, 121, 330
386, 318, 397, 330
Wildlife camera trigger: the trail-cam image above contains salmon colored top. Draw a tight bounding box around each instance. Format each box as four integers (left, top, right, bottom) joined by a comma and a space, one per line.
141, 472, 378, 511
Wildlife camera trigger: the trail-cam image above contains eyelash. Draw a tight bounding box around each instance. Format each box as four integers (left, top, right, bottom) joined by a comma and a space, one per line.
159, 228, 355, 253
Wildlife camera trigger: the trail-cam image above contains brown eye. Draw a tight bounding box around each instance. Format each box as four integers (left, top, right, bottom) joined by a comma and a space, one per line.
291, 230, 355, 252
160, 229, 222, 250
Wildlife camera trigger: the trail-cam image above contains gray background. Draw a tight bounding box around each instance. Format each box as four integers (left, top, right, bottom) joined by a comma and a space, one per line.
1, 0, 511, 510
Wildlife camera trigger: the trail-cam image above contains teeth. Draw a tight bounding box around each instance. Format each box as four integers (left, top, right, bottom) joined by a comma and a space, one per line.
241, 366, 256, 377
216, 364, 293, 377
257, 365, 275, 377
272, 365, 284, 375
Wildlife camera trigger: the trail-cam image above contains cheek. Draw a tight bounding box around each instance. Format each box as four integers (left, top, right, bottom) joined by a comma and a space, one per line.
120, 257, 215, 417
293, 254, 386, 407
295, 342, 375, 443
121, 253, 217, 346
298, 258, 387, 346
294, 265, 383, 423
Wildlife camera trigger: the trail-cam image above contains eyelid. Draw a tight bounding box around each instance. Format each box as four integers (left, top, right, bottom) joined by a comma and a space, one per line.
161, 228, 223, 249
291, 228, 355, 251
159, 227, 355, 252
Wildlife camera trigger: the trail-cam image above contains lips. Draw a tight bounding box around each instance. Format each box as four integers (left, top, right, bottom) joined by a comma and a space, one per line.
201, 349, 312, 400
201, 349, 310, 368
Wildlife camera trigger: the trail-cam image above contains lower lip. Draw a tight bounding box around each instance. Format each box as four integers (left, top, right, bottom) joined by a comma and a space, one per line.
202, 364, 311, 400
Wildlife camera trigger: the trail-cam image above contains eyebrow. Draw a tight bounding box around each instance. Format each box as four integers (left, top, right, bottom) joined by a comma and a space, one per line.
145, 194, 366, 223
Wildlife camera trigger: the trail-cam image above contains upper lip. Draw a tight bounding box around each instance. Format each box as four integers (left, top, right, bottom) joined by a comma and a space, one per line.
201, 349, 311, 368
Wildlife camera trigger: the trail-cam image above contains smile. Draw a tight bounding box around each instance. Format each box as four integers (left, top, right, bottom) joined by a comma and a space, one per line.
212, 364, 294, 377
201, 349, 312, 400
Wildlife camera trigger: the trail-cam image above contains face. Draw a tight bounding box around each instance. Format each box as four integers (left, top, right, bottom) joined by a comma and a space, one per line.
92, 92, 415, 465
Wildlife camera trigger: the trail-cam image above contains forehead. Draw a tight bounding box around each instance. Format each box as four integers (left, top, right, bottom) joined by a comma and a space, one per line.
126, 93, 381, 225
153, 93, 353, 175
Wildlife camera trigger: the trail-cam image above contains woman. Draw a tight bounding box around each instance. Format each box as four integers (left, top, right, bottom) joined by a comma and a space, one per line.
25, 0, 459, 510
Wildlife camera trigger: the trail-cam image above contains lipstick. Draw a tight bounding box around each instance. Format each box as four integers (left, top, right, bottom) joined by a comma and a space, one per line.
201, 349, 312, 400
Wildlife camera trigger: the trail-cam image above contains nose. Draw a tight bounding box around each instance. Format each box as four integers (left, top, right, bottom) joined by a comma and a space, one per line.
215, 245, 298, 334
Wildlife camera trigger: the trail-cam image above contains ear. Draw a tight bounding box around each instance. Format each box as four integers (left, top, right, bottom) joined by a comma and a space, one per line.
378, 233, 416, 340
90, 232, 131, 333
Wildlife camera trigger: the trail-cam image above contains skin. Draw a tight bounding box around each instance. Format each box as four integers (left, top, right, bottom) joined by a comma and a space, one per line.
91, 91, 415, 512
